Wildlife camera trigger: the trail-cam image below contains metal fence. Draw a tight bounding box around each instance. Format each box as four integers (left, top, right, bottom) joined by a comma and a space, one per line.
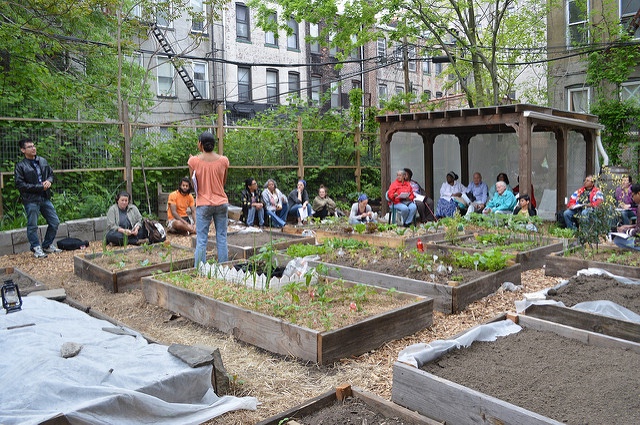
0, 107, 380, 228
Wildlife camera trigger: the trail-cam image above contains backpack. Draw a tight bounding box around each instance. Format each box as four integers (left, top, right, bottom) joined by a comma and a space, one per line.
57, 237, 90, 250
143, 218, 167, 243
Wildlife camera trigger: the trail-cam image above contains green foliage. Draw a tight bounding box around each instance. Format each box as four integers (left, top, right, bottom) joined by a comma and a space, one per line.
249, 0, 549, 107
450, 249, 515, 272
586, 27, 640, 168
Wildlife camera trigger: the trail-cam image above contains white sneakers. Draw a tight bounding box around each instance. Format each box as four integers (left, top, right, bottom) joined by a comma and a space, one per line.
43, 245, 63, 254
33, 246, 47, 258
33, 245, 62, 258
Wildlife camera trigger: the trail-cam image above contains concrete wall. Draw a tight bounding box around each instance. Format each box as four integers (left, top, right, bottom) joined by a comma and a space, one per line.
0, 217, 108, 256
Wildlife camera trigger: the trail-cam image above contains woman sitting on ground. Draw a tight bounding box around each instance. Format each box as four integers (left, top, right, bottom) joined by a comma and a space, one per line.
241, 177, 265, 227
261, 179, 288, 228
105, 191, 147, 246
288, 179, 313, 225
349, 194, 376, 224
312, 185, 337, 219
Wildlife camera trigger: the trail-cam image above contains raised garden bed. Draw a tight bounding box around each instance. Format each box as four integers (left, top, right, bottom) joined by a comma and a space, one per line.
256, 385, 439, 425
1, 267, 46, 295
74, 243, 200, 293
306, 246, 521, 313
524, 273, 640, 343
545, 246, 640, 279
429, 233, 564, 270
142, 270, 433, 364
392, 315, 640, 425
192, 230, 316, 260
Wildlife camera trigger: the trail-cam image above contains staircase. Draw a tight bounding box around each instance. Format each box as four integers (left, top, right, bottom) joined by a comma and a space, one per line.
150, 23, 203, 100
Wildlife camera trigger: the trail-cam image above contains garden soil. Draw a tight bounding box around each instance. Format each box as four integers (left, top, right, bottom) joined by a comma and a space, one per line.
422, 327, 640, 424
547, 273, 640, 312
2, 231, 629, 424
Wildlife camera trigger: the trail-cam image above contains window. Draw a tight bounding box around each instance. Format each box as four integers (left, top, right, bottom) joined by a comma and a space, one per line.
191, 0, 205, 32
435, 62, 442, 76
266, 69, 279, 104
395, 86, 404, 95
238, 66, 251, 101
567, 0, 588, 46
330, 82, 340, 108
265, 12, 278, 46
309, 23, 320, 53
132, 3, 142, 19
352, 80, 361, 91
310, 76, 321, 104
423, 90, 431, 100
288, 72, 300, 96
287, 17, 299, 50
567, 87, 590, 113
621, 0, 640, 39
407, 44, 416, 72
329, 32, 337, 57
422, 57, 431, 74
155, 0, 172, 28
236, 4, 250, 41
435, 91, 443, 98
377, 38, 386, 58
395, 43, 403, 69
192, 61, 208, 98
157, 56, 175, 96
378, 84, 388, 106
350, 34, 361, 59
621, 81, 640, 102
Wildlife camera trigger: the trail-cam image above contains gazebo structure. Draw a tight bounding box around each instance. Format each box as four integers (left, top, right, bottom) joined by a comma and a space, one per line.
377, 104, 604, 218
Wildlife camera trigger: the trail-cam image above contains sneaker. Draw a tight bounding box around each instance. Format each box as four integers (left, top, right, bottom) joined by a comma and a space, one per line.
33, 246, 48, 258
43, 245, 62, 254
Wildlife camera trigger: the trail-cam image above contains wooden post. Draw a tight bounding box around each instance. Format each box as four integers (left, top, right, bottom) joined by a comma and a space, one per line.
585, 130, 595, 177
380, 128, 392, 215
419, 131, 435, 199
354, 126, 361, 193
518, 117, 532, 200
458, 134, 471, 185
297, 117, 304, 178
216, 104, 224, 155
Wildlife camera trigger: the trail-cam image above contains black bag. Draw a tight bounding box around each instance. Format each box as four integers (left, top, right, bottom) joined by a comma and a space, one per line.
465, 191, 476, 203
143, 219, 167, 243
57, 237, 90, 251
555, 210, 566, 229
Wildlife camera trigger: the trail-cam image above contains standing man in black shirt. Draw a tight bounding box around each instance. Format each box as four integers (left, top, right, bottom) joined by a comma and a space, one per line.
14, 138, 62, 258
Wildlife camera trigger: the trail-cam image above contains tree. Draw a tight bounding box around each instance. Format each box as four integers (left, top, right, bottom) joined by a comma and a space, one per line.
585, 3, 640, 170
248, 0, 549, 107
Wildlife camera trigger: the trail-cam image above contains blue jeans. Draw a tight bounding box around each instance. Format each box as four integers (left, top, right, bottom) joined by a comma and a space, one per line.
246, 206, 265, 226
392, 202, 417, 225
195, 204, 228, 267
288, 203, 312, 220
266, 205, 288, 227
563, 207, 591, 230
24, 199, 60, 250
620, 209, 636, 225
613, 236, 640, 251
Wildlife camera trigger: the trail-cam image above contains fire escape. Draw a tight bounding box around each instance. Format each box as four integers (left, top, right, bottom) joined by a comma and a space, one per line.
150, 23, 203, 100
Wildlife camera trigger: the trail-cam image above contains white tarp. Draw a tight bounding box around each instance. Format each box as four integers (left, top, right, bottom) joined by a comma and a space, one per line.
0, 296, 257, 425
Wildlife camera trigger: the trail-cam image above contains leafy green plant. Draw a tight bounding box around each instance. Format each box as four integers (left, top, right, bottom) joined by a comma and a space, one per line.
353, 223, 367, 234
450, 249, 515, 272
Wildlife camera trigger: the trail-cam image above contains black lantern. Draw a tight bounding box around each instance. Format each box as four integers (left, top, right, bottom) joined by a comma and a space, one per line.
2, 279, 22, 313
